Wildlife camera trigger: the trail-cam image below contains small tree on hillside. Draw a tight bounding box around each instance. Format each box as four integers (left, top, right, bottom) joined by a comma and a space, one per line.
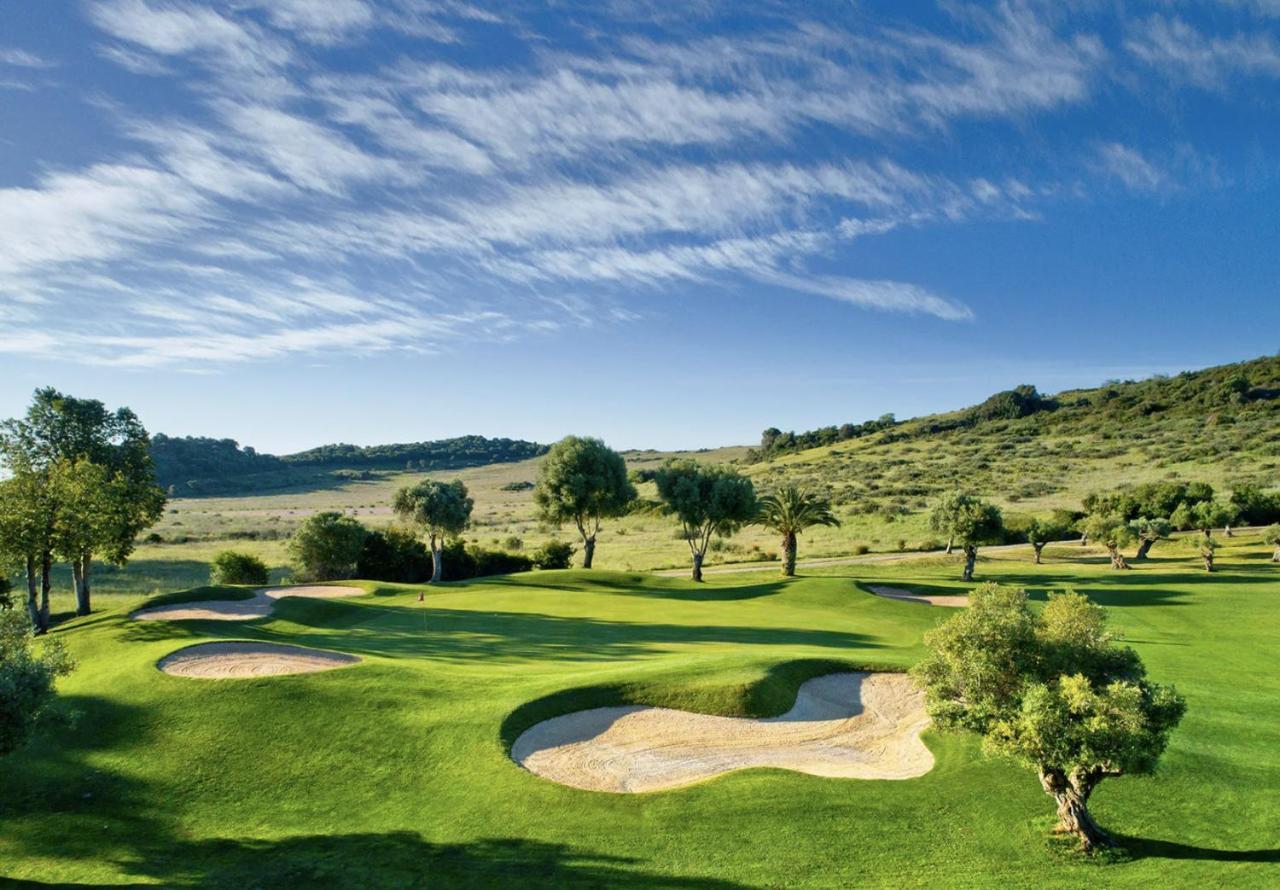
393, 480, 474, 582
533, 436, 636, 569
1026, 517, 1071, 565
288, 512, 368, 581
753, 487, 841, 576
653, 461, 756, 581
1081, 513, 1136, 570
1129, 517, 1172, 561
911, 584, 1185, 851
929, 492, 1003, 582
1264, 525, 1280, 563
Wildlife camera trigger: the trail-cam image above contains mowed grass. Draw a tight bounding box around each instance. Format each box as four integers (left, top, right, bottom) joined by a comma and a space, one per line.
2, 536, 1278, 887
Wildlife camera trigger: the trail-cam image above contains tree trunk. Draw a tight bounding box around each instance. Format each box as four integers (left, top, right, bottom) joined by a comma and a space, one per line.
1033, 542, 1045, 565
962, 545, 976, 582
1108, 545, 1129, 570
691, 551, 704, 582
1203, 552, 1214, 573
1134, 538, 1153, 560
945, 536, 954, 555
38, 550, 52, 633
25, 554, 41, 633
582, 536, 596, 569
81, 553, 93, 615
1225, 524, 1233, 538
73, 552, 93, 616
430, 545, 443, 583
1272, 544, 1280, 564
1080, 533, 1088, 546
1040, 769, 1111, 852
781, 533, 797, 577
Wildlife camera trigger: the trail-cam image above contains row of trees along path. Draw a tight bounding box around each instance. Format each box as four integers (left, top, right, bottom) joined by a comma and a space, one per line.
0, 389, 165, 632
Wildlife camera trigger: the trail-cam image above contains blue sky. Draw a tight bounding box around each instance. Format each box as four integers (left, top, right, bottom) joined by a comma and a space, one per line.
1, 1, 1278, 453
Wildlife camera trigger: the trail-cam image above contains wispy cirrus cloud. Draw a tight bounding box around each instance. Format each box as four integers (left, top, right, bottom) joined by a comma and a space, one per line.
1126, 15, 1280, 87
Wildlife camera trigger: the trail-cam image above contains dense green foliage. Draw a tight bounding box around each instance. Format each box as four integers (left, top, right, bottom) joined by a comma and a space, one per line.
393, 480, 474, 582
288, 512, 368, 581
533, 437, 635, 568
0, 609, 74, 756
929, 491, 1004, 580
208, 551, 269, 587
912, 584, 1185, 851
151, 435, 547, 497
751, 413, 897, 460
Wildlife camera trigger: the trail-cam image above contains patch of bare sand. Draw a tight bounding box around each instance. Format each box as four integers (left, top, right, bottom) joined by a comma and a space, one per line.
512, 672, 932, 793
132, 585, 363, 622
867, 585, 968, 607
157, 642, 360, 679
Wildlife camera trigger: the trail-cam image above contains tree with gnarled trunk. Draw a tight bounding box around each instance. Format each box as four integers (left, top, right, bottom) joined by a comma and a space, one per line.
1025, 517, 1071, 565
1265, 525, 1280, 563
753, 487, 841, 576
1198, 536, 1218, 573
653, 461, 756, 582
533, 437, 635, 569
1129, 517, 1172, 561
911, 584, 1186, 852
393, 480, 473, 583
1080, 513, 1136, 570
928, 491, 1003, 582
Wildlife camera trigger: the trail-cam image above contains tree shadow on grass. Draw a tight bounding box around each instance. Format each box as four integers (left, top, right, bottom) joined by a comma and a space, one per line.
1114, 834, 1280, 863
611, 579, 791, 602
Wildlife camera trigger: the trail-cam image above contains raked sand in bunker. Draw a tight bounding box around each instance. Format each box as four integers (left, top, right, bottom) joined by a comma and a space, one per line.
512, 673, 933, 793
157, 642, 361, 679
866, 585, 969, 607
132, 585, 364, 621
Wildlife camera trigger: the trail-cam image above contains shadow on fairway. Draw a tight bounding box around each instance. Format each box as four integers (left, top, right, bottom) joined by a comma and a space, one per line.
1116, 834, 1280, 863
611, 579, 791, 601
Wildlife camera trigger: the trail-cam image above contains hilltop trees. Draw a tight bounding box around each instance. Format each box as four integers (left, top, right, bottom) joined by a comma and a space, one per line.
393, 480, 474, 582
288, 512, 368, 581
929, 492, 1004, 581
653, 461, 756, 581
1130, 517, 1173, 561
533, 437, 635, 569
912, 584, 1185, 851
754, 487, 841, 576
0, 388, 164, 627
1081, 513, 1136, 570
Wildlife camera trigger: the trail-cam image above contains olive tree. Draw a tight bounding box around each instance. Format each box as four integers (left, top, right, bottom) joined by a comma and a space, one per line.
1198, 536, 1218, 573
753, 487, 841, 576
929, 492, 1003, 581
1129, 517, 1172, 561
1081, 513, 1136, 570
1264, 525, 1280, 563
393, 480, 474, 582
287, 512, 368, 581
1025, 517, 1071, 565
653, 461, 756, 581
912, 584, 1185, 851
533, 436, 635, 569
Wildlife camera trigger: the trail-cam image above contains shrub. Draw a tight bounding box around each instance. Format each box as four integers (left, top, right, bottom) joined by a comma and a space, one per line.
357, 527, 433, 583
438, 542, 538, 580
533, 540, 575, 570
852, 543, 870, 555
288, 511, 368, 581
0, 578, 11, 611
209, 551, 270, 586
502, 535, 524, 551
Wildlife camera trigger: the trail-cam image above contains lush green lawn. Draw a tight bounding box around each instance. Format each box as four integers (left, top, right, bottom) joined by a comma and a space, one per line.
2, 535, 1278, 887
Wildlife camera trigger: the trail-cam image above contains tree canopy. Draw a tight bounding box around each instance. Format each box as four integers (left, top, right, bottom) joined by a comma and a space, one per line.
533, 436, 635, 568
392, 480, 474, 582
287, 512, 368, 581
929, 492, 1004, 580
653, 461, 756, 581
911, 583, 1185, 851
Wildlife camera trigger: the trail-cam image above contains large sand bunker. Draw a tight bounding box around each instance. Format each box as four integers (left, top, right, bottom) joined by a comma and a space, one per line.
867, 585, 968, 608
133, 585, 363, 622
157, 642, 360, 679
512, 673, 932, 793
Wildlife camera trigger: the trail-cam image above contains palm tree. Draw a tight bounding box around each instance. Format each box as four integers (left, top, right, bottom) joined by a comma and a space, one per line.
754, 487, 841, 577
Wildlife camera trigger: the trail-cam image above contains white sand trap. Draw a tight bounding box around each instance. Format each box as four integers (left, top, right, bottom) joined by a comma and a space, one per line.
867, 585, 968, 608
158, 642, 360, 679
133, 585, 363, 622
512, 673, 932, 793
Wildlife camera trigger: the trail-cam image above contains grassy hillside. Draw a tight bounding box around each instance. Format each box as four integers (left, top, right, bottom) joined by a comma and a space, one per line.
3, 535, 1277, 887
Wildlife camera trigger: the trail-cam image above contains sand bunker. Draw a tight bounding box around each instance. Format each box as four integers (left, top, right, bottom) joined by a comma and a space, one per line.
133, 585, 363, 622
157, 642, 360, 679
512, 673, 932, 793
867, 585, 968, 608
